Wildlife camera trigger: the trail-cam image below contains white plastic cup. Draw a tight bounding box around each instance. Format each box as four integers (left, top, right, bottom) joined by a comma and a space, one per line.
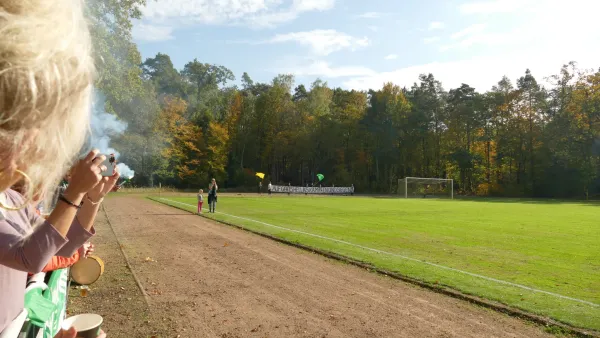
62, 313, 103, 338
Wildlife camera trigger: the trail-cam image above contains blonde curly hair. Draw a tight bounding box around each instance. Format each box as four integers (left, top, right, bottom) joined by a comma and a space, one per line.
0, 0, 94, 201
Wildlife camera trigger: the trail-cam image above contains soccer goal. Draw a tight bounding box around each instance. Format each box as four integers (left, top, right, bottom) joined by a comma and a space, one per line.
398, 177, 454, 199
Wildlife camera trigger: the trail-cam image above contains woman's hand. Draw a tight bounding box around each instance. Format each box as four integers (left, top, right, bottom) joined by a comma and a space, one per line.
87, 167, 120, 202
54, 328, 106, 338
78, 242, 94, 258
54, 328, 76, 338
63, 150, 106, 202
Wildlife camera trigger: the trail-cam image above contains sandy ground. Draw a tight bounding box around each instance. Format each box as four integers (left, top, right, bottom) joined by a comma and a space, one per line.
69, 195, 552, 338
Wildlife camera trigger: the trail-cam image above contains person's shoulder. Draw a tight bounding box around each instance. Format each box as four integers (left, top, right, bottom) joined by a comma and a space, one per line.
0, 189, 32, 220
2, 189, 27, 207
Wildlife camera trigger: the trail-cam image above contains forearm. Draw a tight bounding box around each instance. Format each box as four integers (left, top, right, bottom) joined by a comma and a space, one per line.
55, 216, 94, 256
45, 188, 84, 238
77, 198, 101, 232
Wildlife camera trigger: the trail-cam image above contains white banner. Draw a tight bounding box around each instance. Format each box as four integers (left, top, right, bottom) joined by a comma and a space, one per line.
271, 185, 354, 195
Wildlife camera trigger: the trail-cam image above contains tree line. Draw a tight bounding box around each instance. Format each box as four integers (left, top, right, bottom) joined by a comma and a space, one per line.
91, 2, 600, 198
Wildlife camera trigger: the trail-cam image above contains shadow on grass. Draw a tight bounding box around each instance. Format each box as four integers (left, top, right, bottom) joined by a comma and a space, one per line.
131, 213, 198, 216
454, 197, 600, 207
362, 194, 600, 206
148, 192, 600, 207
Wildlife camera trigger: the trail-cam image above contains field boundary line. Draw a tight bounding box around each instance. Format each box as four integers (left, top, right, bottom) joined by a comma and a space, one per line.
151, 197, 599, 337
157, 197, 598, 308
101, 204, 151, 307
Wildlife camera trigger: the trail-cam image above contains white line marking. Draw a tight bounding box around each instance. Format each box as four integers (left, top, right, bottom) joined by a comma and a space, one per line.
157, 197, 599, 308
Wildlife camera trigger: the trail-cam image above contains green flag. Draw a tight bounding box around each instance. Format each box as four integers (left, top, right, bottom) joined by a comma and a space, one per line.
317, 174, 324, 181
24, 287, 57, 328
43, 269, 69, 338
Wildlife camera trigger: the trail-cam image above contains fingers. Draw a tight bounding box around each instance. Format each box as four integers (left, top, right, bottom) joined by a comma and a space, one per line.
111, 166, 120, 178
54, 328, 77, 338
84, 149, 100, 162
111, 171, 121, 180
65, 327, 77, 338
92, 155, 107, 166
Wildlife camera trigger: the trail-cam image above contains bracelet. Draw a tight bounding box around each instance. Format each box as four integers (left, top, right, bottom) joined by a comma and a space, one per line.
85, 195, 104, 205
58, 194, 83, 209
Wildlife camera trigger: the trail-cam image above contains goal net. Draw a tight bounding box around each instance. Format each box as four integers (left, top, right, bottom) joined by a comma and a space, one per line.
398, 177, 454, 199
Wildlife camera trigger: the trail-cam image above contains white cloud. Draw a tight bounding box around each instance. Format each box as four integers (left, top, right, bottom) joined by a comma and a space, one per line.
460, 0, 526, 14
292, 0, 334, 12
140, 0, 335, 28
290, 0, 600, 92
423, 36, 440, 44
367, 26, 379, 32
442, 24, 529, 51
384, 54, 398, 60
451, 24, 486, 39
428, 21, 444, 30
266, 30, 369, 56
280, 60, 376, 78
132, 24, 174, 42
342, 45, 600, 92
357, 11, 383, 19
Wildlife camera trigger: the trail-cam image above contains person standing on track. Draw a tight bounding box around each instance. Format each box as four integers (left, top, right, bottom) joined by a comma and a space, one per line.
197, 189, 204, 214
208, 178, 218, 213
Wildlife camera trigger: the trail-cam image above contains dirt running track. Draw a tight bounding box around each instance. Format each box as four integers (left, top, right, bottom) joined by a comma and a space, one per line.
70, 196, 551, 338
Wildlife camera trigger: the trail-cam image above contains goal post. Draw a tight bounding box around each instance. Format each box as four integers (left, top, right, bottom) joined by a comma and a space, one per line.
398, 177, 454, 199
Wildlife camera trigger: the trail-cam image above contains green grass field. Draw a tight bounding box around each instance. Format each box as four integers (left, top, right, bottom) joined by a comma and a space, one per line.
151, 194, 600, 331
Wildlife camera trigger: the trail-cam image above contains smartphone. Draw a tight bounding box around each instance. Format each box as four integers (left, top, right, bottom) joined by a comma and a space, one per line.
100, 153, 117, 177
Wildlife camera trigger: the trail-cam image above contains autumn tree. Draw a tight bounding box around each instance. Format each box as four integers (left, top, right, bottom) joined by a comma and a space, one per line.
155, 97, 204, 185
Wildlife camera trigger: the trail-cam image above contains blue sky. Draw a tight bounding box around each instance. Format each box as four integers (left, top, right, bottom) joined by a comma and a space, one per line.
132, 0, 600, 92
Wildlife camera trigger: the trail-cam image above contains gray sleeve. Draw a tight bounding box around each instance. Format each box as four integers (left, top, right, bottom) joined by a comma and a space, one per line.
23, 195, 94, 258
54, 217, 94, 257
0, 218, 68, 273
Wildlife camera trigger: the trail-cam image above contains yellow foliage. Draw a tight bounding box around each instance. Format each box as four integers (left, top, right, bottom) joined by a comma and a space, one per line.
156, 96, 204, 180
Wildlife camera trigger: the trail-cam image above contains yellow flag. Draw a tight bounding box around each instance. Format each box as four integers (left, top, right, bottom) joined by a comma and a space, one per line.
255, 172, 265, 179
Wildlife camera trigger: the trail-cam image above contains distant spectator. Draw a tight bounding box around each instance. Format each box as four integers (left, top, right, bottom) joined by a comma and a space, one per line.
268, 181, 273, 196
208, 179, 218, 213
197, 189, 204, 214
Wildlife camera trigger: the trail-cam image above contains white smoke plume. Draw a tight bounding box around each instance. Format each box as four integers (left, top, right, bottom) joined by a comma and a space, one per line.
90, 90, 135, 180
91, 91, 126, 156
117, 163, 135, 180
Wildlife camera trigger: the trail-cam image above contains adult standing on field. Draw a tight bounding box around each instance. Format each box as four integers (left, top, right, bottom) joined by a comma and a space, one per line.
268, 181, 272, 196
208, 178, 218, 213
258, 181, 262, 195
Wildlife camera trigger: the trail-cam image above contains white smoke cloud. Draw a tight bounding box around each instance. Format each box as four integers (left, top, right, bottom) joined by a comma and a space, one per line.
90, 90, 135, 180
91, 91, 127, 157
117, 163, 135, 180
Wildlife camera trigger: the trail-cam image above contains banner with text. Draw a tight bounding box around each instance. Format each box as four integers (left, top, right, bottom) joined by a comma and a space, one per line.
271, 185, 354, 195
